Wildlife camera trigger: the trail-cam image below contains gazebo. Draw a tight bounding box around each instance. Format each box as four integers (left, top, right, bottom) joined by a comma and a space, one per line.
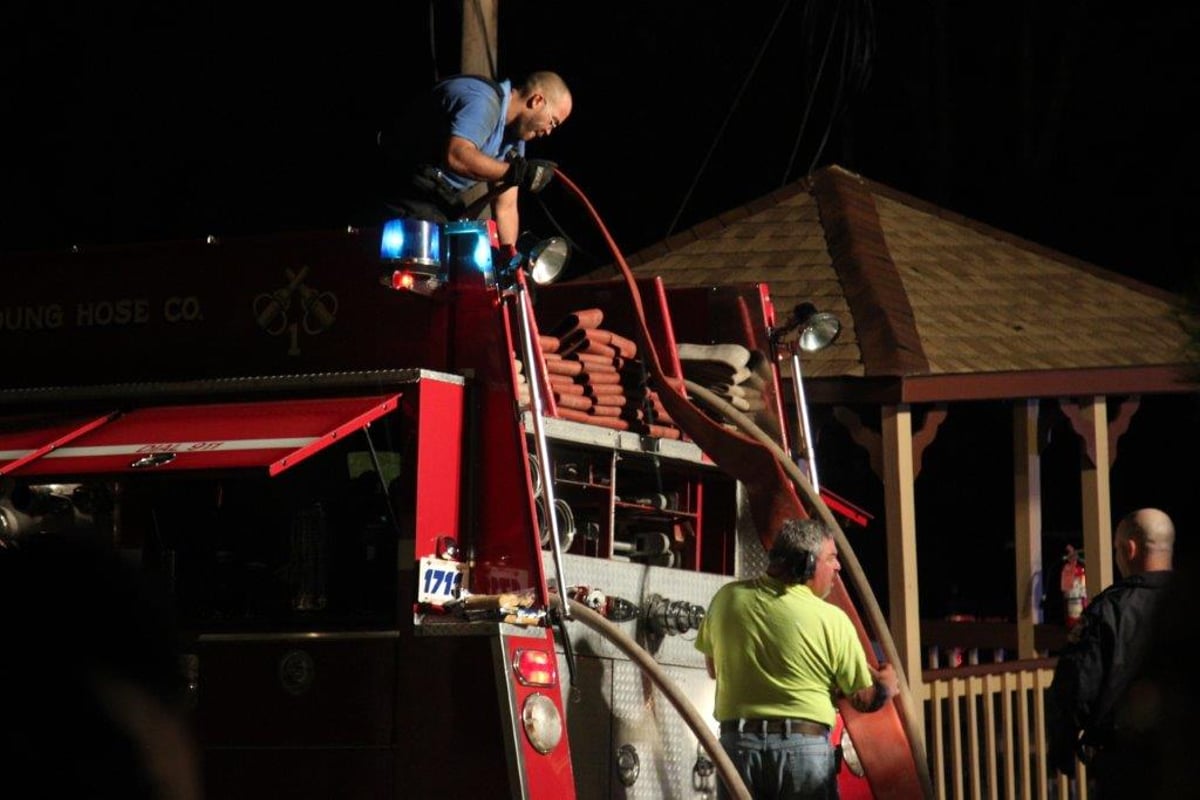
590, 163, 1198, 705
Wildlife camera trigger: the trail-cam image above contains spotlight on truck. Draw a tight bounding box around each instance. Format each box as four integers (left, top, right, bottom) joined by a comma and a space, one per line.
497, 232, 570, 290
521, 234, 569, 287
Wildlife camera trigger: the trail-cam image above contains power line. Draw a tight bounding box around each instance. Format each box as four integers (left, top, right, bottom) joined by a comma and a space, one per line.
782, 3, 840, 185
664, 0, 795, 239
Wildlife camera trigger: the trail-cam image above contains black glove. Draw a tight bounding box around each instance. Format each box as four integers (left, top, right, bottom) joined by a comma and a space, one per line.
1047, 733, 1077, 776
504, 156, 557, 193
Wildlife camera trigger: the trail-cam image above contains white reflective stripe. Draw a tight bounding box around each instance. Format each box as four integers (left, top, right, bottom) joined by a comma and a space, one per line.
42, 437, 318, 458
0, 449, 34, 460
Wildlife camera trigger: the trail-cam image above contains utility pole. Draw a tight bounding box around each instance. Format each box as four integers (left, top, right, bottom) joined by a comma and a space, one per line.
461, 0, 498, 78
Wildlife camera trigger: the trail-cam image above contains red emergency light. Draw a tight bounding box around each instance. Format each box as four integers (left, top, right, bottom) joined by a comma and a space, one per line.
512, 647, 558, 688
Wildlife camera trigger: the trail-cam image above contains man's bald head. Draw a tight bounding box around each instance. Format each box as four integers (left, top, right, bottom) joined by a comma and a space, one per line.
508, 71, 572, 141
1115, 507, 1175, 576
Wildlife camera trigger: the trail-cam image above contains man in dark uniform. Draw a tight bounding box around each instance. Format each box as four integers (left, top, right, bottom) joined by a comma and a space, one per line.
1047, 507, 1175, 796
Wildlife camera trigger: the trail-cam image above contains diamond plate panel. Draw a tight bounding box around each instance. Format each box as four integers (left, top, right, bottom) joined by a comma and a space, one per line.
543, 481, 769, 799
608, 660, 719, 800
546, 553, 735, 669
555, 653, 720, 800
734, 482, 770, 577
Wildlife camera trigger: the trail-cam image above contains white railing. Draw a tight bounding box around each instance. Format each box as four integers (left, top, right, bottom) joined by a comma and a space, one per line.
920, 660, 1090, 800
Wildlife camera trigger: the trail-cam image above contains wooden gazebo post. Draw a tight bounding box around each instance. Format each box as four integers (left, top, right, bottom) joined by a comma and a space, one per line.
1013, 399, 1044, 658
882, 403, 923, 731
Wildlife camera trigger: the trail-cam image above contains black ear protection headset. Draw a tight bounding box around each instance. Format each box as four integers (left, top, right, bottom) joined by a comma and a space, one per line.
768, 551, 816, 582
769, 532, 819, 584
790, 549, 817, 582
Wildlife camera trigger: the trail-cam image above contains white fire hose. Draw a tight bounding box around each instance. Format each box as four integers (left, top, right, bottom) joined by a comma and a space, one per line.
681, 379, 934, 798
543, 387, 932, 800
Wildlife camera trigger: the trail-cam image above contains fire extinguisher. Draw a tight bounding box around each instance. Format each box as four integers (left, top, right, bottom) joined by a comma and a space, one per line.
1061, 545, 1087, 628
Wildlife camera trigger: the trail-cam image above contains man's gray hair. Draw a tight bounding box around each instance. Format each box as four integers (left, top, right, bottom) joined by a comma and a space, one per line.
769, 517, 832, 570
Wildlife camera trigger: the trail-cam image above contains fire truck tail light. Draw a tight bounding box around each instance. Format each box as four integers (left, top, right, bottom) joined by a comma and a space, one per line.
521, 692, 564, 755
513, 647, 557, 687
382, 269, 443, 296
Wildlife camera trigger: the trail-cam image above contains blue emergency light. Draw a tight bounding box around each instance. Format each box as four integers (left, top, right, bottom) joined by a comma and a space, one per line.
380, 218, 442, 267
379, 217, 567, 293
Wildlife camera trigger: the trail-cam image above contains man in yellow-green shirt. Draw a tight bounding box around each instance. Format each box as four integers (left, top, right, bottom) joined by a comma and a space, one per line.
695, 518, 896, 799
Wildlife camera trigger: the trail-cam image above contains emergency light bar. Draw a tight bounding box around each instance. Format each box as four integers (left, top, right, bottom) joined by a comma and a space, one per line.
379, 217, 568, 295
379, 217, 451, 296
379, 218, 441, 266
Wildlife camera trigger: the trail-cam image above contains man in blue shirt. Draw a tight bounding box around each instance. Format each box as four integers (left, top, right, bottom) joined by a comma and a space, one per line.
379, 71, 572, 253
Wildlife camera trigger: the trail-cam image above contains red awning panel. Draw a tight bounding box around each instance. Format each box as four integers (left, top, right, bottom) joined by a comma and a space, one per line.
7, 394, 400, 478
0, 412, 119, 476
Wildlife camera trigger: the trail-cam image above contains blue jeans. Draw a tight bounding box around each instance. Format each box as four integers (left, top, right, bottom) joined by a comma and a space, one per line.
717, 729, 837, 800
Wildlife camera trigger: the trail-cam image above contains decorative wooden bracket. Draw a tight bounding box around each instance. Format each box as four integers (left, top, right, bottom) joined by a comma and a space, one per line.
1057, 396, 1140, 468
912, 406, 947, 478
832, 404, 947, 480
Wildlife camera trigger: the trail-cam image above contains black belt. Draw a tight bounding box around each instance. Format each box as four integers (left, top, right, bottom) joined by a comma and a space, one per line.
719, 718, 830, 736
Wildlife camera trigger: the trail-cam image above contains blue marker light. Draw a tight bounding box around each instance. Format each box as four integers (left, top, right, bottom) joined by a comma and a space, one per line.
379, 218, 441, 267
379, 219, 406, 260
472, 232, 492, 272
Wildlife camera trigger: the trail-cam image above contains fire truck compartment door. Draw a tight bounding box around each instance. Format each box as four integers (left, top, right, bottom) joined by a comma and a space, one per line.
0, 412, 119, 475
3, 394, 400, 478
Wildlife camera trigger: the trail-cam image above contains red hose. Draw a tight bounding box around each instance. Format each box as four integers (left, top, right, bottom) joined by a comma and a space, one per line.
551, 167, 933, 798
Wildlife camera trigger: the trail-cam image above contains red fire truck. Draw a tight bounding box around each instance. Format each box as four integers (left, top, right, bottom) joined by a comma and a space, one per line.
0, 206, 925, 797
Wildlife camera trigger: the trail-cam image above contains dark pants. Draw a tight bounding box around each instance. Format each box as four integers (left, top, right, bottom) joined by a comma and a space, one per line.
717, 729, 837, 800
381, 167, 491, 224
384, 194, 452, 224
1086, 750, 1119, 800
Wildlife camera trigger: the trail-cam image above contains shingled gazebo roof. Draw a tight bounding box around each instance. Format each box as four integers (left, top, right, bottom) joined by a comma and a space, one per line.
597, 164, 1198, 405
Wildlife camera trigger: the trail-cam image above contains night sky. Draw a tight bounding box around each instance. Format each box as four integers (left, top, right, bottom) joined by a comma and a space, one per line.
4, 2, 1199, 294
2, 3, 1198, 618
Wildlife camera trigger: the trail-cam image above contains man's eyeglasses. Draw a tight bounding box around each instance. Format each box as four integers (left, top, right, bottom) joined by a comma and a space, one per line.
537, 96, 561, 131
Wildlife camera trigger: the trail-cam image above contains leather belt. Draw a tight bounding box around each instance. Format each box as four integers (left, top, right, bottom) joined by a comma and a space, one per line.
719, 718, 830, 736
